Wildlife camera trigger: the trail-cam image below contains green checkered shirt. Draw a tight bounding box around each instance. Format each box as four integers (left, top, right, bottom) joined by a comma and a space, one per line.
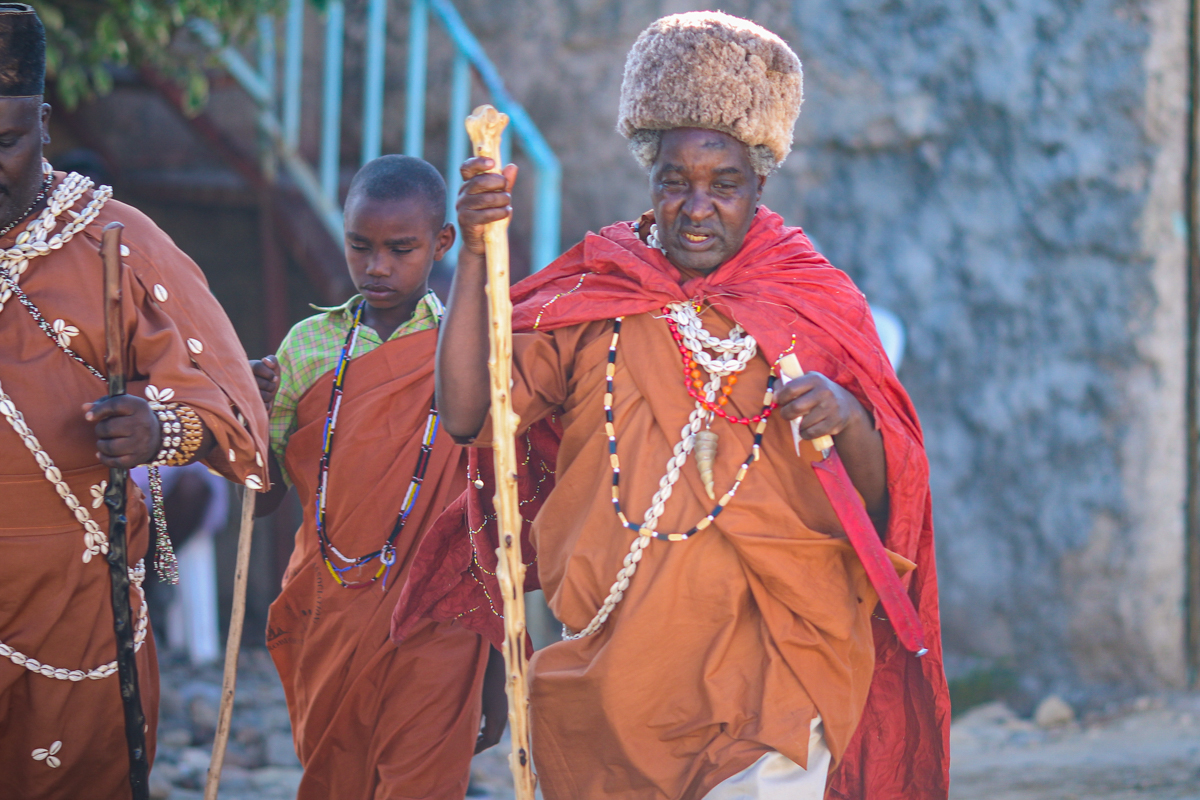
269, 292, 444, 483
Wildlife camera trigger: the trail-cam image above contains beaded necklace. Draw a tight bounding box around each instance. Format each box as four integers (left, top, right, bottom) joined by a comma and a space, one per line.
564, 309, 777, 640
605, 316, 776, 541
0, 173, 53, 240
315, 299, 440, 589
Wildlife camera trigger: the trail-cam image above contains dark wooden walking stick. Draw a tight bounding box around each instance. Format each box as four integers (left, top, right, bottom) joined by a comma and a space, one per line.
100, 221, 151, 800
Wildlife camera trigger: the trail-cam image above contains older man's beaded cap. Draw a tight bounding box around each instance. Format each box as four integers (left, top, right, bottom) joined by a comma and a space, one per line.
617, 11, 803, 173
0, 4, 44, 97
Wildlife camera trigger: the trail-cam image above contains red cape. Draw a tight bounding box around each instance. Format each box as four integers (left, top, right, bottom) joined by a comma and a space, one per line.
393, 207, 950, 799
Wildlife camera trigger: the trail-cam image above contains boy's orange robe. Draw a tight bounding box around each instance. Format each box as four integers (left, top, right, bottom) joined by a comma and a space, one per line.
0, 175, 269, 799
396, 208, 951, 800
267, 328, 489, 800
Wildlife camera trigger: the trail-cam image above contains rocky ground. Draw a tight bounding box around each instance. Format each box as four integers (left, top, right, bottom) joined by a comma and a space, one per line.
950, 695, 1200, 800
151, 649, 300, 800
155, 650, 1200, 799
152, 647, 514, 800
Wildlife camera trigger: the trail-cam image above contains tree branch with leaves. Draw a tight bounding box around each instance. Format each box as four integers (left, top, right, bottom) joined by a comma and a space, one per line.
32, 0, 282, 110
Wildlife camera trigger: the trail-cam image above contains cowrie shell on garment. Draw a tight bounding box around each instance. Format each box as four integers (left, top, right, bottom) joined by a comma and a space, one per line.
228, 449, 236, 462
32, 741, 63, 769
145, 385, 175, 404
244, 474, 263, 491
153, 284, 168, 302
255, 452, 263, 467
119, 245, 130, 257
187, 338, 203, 355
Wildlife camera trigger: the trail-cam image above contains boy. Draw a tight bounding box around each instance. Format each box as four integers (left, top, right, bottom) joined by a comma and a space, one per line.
252, 155, 505, 800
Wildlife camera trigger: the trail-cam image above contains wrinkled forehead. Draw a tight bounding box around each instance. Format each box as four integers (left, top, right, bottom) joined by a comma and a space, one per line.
656, 128, 754, 171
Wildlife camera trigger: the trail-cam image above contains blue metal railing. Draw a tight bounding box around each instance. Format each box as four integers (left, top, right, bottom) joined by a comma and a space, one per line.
193, 0, 561, 272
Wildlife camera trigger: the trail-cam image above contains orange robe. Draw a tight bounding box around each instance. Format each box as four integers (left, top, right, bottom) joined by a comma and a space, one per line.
494, 311, 893, 799
0, 175, 269, 799
267, 329, 489, 800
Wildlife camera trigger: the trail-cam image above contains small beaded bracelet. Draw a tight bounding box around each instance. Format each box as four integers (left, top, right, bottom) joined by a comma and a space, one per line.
150, 403, 204, 467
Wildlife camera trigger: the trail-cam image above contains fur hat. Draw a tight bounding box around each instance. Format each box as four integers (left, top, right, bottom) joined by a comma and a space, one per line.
617, 12, 803, 172
0, 4, 45, 97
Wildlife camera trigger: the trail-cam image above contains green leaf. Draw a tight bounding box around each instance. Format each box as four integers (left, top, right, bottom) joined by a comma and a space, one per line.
36, 0, 278, 108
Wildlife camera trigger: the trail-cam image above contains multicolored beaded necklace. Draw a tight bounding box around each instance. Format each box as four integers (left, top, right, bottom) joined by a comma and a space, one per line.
604, 314, 777, 542
564, 306, 777, 640
315, 299, 439, 589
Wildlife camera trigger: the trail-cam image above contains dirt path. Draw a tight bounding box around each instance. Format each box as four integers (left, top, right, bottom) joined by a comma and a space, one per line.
155, 651, 1200, 799
950, 696, 1200, 800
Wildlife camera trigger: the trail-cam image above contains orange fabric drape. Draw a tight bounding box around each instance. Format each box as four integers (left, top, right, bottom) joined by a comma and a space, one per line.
269, 329, 488, 800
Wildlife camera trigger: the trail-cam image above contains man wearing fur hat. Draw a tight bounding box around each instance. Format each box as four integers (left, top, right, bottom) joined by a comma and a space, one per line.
0, 5, 268, 796
400, 11, 949, 800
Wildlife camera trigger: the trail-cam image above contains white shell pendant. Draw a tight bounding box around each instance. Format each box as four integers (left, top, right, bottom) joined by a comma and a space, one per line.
694, 429, 719, 500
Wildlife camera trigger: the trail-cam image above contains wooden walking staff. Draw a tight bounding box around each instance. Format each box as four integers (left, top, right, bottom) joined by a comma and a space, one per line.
465, 104, 537, 800
100, 221, 151, 800
204, 485, 257, 800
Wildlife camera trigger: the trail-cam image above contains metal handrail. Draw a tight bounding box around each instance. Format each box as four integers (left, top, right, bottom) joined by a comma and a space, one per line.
193, 0, 562, 271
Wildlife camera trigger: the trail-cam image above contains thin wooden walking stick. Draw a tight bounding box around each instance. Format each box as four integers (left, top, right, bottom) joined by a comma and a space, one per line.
204, 485, 257, 800
465, 104, 537, 800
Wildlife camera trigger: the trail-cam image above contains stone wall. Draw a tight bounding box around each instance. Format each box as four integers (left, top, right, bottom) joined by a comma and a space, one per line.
446, 0, 1191, 694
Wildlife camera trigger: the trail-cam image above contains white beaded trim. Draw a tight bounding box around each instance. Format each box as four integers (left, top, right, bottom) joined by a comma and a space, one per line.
666, 303, 757, 376
0, 380, 108, 563
0, 171, 113, 285
0, 560, 147, 681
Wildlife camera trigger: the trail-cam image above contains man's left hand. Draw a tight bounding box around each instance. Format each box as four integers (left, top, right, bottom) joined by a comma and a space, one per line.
774, 371, 889, 525
84, 395, 162, 468
774, 372, 870, 440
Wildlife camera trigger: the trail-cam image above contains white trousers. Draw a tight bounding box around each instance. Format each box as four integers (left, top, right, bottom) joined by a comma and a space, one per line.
706, 718, 830, 800
165, 529, 221, 664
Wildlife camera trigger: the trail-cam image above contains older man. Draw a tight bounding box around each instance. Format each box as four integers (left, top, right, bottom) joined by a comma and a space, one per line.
398, 12, 948, 800
0, 5, 268, 797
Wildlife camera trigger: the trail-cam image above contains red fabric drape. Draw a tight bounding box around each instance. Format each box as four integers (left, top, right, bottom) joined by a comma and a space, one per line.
393, 207, 950, 799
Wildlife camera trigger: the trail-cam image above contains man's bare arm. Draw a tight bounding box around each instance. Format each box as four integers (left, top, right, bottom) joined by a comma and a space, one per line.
437, 158, 518, 442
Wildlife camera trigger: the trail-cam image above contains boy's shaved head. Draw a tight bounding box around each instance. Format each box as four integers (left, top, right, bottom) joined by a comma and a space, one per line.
346, 154, 447, 229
